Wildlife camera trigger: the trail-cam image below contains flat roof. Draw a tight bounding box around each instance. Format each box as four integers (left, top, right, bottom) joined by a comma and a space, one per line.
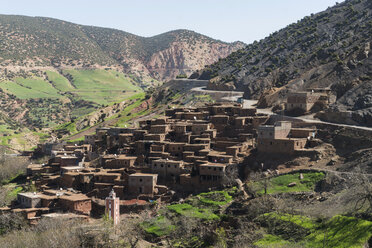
18, 192, 42, 198
200, 163, 227, 167
153, 159, 182, 163
59, 194, 90, 201
61, 166, 84, 170
129, 173, 157, 177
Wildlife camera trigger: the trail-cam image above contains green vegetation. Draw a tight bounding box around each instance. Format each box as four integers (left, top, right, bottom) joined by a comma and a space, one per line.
141, 216, 175, 237
0, 80, 55, 99
256, 213, 372, 248
255, 234, 290, 247
167, 203, 220, 221
142, 189, 235, 237
45, 71, 74, 92
66, 136, 85, 144
115, 93, 148, 126
176, 74, 188, 79
62, 69, 141, 105
1, 69, 142, 108
197, 190, 233, 207
257, 172, 325, 194
55, 122, 77, 134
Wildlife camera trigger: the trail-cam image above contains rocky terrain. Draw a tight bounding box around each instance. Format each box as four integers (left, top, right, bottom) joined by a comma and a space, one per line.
0, 15, 244, 83
196, 0, 372, 126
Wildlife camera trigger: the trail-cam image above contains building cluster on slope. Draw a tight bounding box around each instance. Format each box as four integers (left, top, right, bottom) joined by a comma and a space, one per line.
1, 102, 318, 223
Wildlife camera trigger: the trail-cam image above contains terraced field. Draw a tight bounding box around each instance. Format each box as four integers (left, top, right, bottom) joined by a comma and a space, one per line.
0, 69, 143, 149
60, 69, 142, 105
0, 69, 142, 105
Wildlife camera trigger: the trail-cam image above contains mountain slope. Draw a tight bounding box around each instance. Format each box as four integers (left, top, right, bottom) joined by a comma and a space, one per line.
197, 0, 372, 126
0, 15, 244, 82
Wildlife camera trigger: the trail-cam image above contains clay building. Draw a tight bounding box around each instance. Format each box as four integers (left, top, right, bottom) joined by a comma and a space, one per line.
18, 192, 42, 208
151, 159, 185, 179
199, 163, 227, 186
286, 92, 324, 112
128, 173, 158, 196
58, 194, 92, 215
257, 121, 314, 154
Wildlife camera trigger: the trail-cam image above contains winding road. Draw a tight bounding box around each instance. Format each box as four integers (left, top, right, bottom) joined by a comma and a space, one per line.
191, 86, 372, 132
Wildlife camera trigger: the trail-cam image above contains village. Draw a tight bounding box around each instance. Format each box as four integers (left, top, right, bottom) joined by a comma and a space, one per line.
0, 89, 332, 224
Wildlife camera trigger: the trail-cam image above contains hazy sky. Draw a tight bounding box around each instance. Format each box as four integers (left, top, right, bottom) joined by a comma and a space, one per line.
2, 0, 338, 43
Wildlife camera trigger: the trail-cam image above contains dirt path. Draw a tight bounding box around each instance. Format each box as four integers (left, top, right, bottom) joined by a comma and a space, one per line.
192, 88, 372, 132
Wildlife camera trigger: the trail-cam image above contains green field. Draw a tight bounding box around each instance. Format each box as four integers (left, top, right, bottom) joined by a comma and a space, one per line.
256, 172, 325, 194
46, 71, 74, 92
142, 189, 235, 237
0, 69, 143, 105
62, 69, 142, 105
255, 213, 372, 247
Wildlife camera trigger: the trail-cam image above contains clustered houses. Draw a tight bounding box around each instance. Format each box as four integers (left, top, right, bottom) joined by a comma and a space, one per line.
2, 102, 317, 223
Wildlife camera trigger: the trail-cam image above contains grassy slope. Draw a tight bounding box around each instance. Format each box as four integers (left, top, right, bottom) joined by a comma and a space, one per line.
0, 69, 143, 149
63, 69, 142, 105
46, 71, 74, 92
0, 69, 142, 105
256, 213, 372, 248
142, 189, 236, 237
257, 172, 325, 194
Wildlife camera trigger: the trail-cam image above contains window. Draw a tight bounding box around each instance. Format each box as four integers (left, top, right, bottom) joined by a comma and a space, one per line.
219, 168, 222, 171
214, 168, 216, 171
139, 178, 142, 182
270, 142, 273, 145
161, 164, 164, 167
168, 165, 170, 168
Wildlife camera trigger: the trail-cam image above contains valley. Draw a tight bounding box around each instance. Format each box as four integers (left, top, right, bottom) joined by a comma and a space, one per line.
0, 0, 371, 247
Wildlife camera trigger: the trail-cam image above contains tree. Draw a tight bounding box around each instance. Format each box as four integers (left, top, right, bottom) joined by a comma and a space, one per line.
116, 211, 149, 248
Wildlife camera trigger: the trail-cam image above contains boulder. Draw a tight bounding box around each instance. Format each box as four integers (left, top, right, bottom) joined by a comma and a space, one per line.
287, 182, 297, 187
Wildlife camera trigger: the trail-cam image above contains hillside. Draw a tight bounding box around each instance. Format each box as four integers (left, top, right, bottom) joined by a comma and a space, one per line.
197, 0, 372, 126
0, 15, 243, 149
0, 15, 244, 82
0, 68, 142, 150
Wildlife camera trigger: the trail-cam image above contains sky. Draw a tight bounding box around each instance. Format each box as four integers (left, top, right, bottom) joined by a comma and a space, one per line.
1, 0, 339, 44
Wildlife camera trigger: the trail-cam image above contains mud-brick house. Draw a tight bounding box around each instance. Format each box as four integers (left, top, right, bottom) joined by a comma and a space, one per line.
58, 155, 80, 167
103, 155, 137, 169
165, 142, 185, 156
198, 163, 227, 186
257, 121, 311, 154
17, 192, 42, 208
151, 159, 185, 179
208, 153, 233, 164
285, 92, 321, 112
144, 133, 166, 142
150, 125, 171, 134
191, 123, 210, 135
128, 173, 158, 196
58, 194, 92, 215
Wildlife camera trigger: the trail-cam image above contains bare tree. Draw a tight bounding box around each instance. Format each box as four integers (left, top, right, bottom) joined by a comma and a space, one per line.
116, 212, 148, 248
345, 167, 372, 214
